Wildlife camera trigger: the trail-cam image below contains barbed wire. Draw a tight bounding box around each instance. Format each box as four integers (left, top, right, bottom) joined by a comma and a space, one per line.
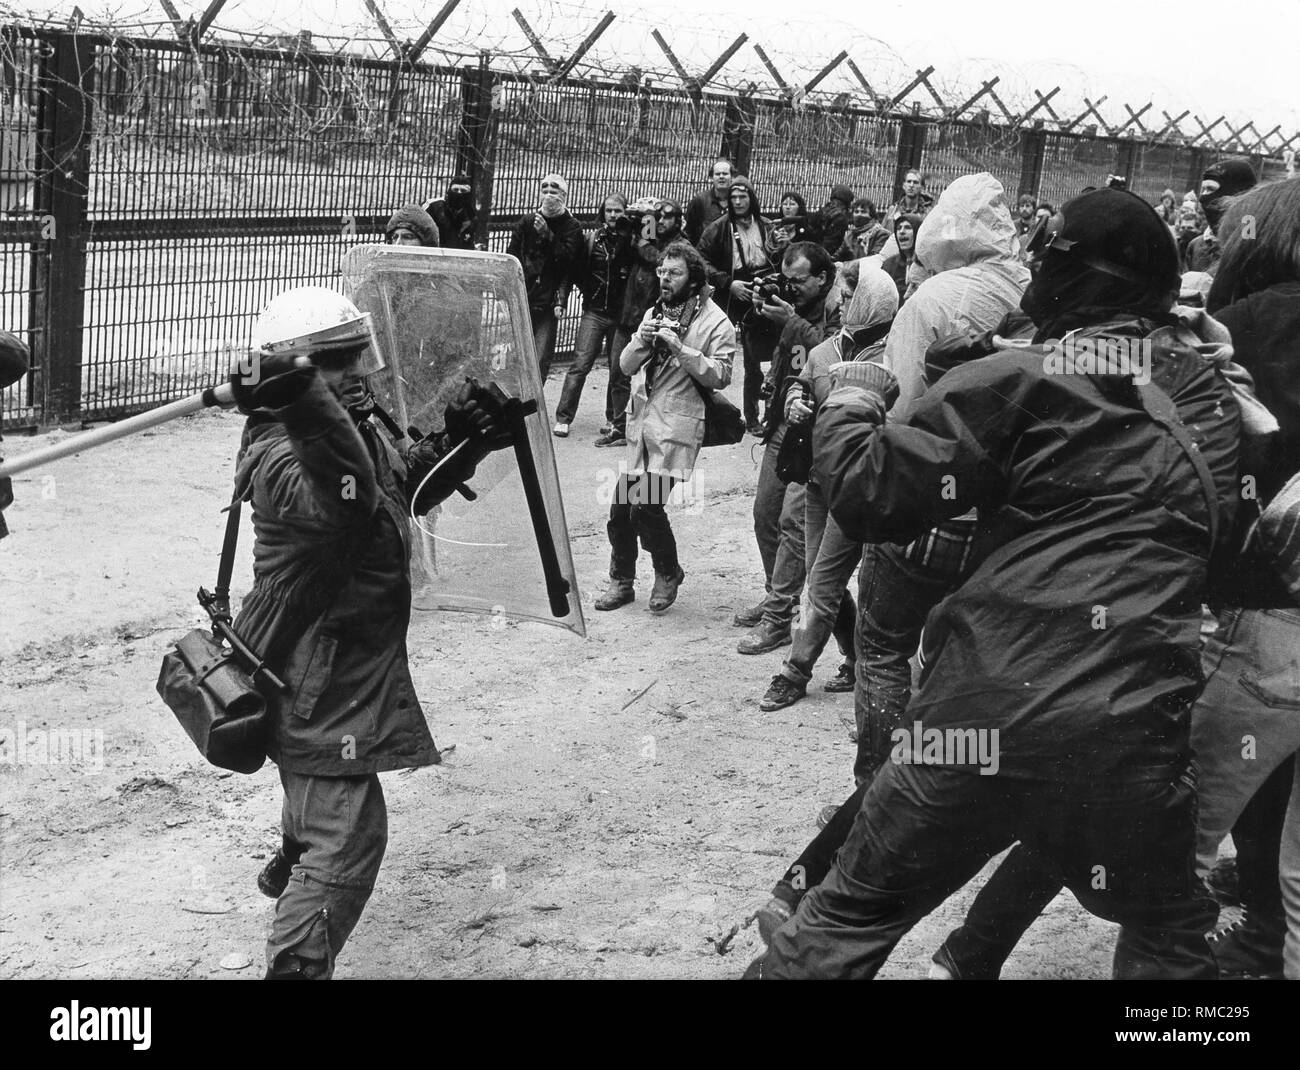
4, 0, 1295, 154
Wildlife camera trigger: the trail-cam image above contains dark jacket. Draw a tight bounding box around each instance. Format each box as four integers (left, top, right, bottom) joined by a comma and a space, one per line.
424, 196, 476, 250
814, 320, 1240, 785
1214, 281, 1300, 609
231, 373, 441, 776
813, 190, 853, 256
576, 224, 634, 316
684, 187, 730, 245
697, 188, 773, 324
761, 287, 842, 440
506, 210, 585, 312
836, 222, 891, 262
885, 190, 936, 228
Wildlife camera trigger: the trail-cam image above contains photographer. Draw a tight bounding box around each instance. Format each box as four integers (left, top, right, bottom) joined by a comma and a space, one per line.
553, 193, 634, 438
735, 241, 841, 654
594, 241, 735, 614
697, 176, 775, 435
230, 287, 513, 979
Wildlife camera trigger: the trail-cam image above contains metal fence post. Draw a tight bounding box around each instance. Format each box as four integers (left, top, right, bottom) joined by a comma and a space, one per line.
1019, 127, 1046, 198
722, 93, 755, 177
1115, 138, 1138, 185
459, 53, 498, 247
1186, 147, 1209, 195
892, 106, 925, 202
29, 30, 94, 424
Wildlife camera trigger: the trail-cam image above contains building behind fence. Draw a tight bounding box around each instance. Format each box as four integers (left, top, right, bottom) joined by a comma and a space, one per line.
0, 24, 1295, 430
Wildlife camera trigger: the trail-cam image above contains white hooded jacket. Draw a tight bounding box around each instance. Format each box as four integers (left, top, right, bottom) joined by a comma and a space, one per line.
881, 173, 1030, 422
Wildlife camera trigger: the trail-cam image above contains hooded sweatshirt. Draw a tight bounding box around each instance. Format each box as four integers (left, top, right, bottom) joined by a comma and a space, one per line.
799, 262, 899, 408
881, 173, 1030, 422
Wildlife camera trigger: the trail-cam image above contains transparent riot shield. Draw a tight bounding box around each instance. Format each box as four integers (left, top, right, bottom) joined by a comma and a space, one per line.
342, 245, 585, 637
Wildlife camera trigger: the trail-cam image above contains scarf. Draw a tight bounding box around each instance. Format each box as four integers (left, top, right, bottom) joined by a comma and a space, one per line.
646, 289, 705, 392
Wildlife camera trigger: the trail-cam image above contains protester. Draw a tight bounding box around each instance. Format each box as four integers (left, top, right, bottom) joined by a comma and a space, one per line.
593, 241, 735, 614
506, 173, 584, 382
1155, 187, 1179, 226
1196, 178, 1300, 979
422, 173, 478, 250
384, 204, 440, 247
697, 176, 777, 434
884, 169, 934, 227
684, 158, 734, 245
835, 197, 891, 261
881, 213, 920, 304
553, 193, 634, 438
734, 241, 841, 653
810, 184, 855, 257
1187, 158, 1258, 273
1014, 192, 1037, 238
765, 191, 816, 263
758, 263, 898, 711
603, 197, 682, 448
1176, 192, 1206, 266
749, 187, 1240, 979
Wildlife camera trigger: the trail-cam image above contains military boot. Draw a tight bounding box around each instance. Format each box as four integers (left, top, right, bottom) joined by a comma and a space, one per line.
594, 578, 635, 611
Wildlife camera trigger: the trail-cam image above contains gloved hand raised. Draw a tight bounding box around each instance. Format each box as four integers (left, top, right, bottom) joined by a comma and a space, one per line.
229, 352, 316, 414
443, 377, 515, 463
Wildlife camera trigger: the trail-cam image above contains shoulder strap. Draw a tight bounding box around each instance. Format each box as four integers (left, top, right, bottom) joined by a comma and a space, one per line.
214, 498, 241, 606
1134, 380, 1221, 552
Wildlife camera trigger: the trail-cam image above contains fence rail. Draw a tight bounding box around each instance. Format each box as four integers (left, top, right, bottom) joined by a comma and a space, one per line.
1, 24, 1294, 430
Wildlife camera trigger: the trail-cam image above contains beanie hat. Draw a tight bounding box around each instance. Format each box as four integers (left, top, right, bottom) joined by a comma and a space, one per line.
830, 184, 855, 207
385, 203, 440, 246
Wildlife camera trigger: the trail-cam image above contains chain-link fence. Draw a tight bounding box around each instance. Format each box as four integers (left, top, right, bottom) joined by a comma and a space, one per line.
1, 25, 1292, 430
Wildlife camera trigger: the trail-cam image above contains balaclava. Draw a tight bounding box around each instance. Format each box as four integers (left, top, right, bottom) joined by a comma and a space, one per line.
539, 173, 569, 218
1199, 158, 1258, 232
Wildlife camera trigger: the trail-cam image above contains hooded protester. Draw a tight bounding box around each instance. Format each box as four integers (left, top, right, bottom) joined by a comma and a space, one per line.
422, 172, 478, 250
697, 175, 776, 433
748, 186, 1242, 980
1187, 158, 1258, 273
757, 263, 899, 713
1156, 187, 1179, 226
506, 173, 585, 381
882, 173, 1030, 421
835, 197, 891, 262
384, 204, 440, 247
813, 184, 856, 257
881, 212, 921, 304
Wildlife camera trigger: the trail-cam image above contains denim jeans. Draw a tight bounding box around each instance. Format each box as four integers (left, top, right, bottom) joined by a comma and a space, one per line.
752, 427, 805, 627
530, 307, 559, 382
555, 309, 627, 425
607, 473, 679, 580
757, 759, 1217, 979
1193, 605, 1300, 979
607, 333, 632, 435
853, 541, 957, 784
781, 479, 860, 686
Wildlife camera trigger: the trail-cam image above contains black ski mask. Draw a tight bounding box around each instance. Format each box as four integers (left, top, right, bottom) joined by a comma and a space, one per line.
1199, 158, 1257, 233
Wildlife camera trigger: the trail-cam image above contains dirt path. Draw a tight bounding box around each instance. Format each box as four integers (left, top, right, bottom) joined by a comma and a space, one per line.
0, 370, 1116, 979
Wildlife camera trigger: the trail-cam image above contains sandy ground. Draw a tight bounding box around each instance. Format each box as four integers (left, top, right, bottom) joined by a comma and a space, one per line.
0, 367, 1131, 979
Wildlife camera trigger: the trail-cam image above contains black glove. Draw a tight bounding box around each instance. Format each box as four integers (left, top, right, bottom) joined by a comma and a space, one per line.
443, 378, 515, 465
229, 352, 316, 414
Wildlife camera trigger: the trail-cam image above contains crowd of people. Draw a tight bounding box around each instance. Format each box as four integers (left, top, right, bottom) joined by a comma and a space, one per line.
354, 153, 1300, 981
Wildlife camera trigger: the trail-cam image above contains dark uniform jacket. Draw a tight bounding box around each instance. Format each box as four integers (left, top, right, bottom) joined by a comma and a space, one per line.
814, 320, 1240, 786
231, 374, 440, 776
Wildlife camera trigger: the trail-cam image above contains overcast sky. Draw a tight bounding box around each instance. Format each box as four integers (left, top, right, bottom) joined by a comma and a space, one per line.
24, 0, 1299, 143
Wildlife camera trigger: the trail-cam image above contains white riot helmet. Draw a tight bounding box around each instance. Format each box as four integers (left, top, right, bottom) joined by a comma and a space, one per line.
251, 286, 385, 376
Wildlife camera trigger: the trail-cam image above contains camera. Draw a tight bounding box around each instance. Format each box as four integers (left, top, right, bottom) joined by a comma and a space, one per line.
751, 272, 789, 304
613, 213, 637, 236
